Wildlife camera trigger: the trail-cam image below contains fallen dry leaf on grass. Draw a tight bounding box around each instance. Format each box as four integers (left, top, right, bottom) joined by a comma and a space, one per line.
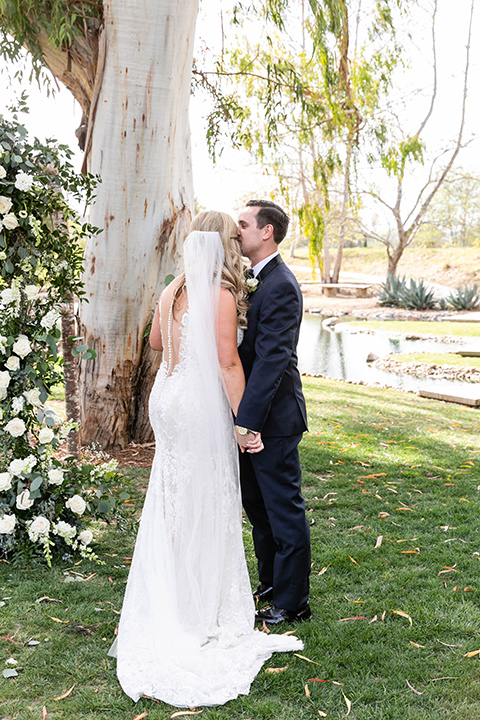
409, 641, 425, 648
54, 683, 76, 701
318, 712, 327, 717
464, 649, 480, 657
339, 617, 368, 622
391, 610, 413, 626
406, 680, 425, 695
341, 690, 352, 718
294, 653, 322, 666
305, 683, 311, 697
36, 597, 63, 604
265, 666, 288, 674
170, 711, 203, 718
132, 713, 148, 720
374, 535, 383, 549
438, 564, 457, 576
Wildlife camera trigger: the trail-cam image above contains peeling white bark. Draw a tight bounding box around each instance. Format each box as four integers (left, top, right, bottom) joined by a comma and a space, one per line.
78, 0, 199, 448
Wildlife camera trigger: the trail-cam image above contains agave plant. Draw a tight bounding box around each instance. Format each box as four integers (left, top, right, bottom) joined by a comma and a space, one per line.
446, 284, 480, 311
378, 274, 409, 307
401, 278, 437, 310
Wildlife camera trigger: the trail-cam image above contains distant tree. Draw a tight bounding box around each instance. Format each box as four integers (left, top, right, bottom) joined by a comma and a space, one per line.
361, 0, 475, 276
199, 0, 403, 282
415, 170, 480, 248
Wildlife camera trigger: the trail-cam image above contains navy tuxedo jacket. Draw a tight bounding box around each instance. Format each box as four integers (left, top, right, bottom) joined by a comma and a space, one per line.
236, 256, 308, 437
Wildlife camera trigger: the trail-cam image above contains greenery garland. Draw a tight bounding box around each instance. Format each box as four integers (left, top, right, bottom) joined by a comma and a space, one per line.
0, 102, 128, 566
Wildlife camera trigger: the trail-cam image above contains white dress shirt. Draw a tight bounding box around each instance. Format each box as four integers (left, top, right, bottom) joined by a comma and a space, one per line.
251, 251, 279, 278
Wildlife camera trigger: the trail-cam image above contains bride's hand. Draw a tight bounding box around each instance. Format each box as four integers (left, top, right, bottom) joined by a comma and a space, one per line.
246, 432, 264, 454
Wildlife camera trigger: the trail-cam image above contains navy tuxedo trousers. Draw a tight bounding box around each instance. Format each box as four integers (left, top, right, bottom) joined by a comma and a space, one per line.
239, 434, 311, 611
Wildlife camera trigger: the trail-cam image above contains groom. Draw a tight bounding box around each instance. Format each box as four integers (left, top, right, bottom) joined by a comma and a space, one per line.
234, 200, 311, 624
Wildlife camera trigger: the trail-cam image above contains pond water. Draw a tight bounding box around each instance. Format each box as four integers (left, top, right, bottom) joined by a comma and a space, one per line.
298, 314, 480, 394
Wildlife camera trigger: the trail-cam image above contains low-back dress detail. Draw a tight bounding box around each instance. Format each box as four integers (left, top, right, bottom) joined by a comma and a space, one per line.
109, 231, 303, 708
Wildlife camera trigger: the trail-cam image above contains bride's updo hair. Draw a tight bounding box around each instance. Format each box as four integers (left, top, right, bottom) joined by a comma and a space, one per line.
175, 210, 249, 328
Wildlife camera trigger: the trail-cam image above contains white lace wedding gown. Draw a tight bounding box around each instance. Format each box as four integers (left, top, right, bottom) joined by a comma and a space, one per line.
109, 231, 303, 708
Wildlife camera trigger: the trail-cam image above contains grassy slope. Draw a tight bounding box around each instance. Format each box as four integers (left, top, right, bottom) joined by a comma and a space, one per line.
286, 246, 480, 289
2, 379, 480, 719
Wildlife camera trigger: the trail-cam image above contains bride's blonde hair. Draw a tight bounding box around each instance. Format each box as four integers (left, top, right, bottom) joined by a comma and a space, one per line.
174, 210, 249, 328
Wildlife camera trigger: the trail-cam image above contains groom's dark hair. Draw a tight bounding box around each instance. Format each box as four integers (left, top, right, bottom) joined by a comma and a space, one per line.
246, 199, 290, 244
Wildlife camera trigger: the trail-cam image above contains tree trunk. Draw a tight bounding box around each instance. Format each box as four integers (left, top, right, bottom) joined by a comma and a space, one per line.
77, 0, 198, 449
60, 294, 80, 457
331, 137, 353, 283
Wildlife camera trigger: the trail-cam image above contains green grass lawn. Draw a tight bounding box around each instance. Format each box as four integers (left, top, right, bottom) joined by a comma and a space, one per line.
2, 379, 480, 719
345, 320, 480, 339
393, 353, 480, 369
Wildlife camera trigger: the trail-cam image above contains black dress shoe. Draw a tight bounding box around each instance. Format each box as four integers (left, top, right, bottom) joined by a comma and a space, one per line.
255, 602, 311, 625
253, 583, 273, 603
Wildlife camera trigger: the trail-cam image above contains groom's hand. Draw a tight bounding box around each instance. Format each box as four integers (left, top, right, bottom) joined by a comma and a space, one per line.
246, 432, 264, 454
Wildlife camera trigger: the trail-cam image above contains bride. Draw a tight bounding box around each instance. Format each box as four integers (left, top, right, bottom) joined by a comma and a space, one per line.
109, 211, 303, 708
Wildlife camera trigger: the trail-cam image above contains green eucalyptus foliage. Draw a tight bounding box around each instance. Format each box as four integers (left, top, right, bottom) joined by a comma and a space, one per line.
0, 0, 103, 80
197, 1, 404, 268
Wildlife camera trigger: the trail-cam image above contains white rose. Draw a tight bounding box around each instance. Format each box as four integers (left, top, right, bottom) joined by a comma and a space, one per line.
0, 370, 11, 390
47, 468, 64, 485
6, 356, 20, 371
24, 388, 41, 406
0, 288, 14, 304
12, 335, 31, 358
0, 196, 12, 214
38, 427, 55, 444
0, 167, 6, 179
40, 309, 60, 332
66, 494, 86, 516
16, 489, 34, 510
14, 172, 34, 191
2, 213, 19, 230
78, 529, 93, 546
0, 472, 12, 491
5, 418, 26, 437
29, 516, 50, 536
0, 514, 16, 534
24, 285, 40, 300
9, 458, 26, 476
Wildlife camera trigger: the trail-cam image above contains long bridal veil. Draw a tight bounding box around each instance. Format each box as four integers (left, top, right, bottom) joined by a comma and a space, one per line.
109, 231, 303, 708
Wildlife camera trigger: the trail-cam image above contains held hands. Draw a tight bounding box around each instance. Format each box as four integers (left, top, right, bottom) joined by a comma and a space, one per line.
235, 429, 264, 454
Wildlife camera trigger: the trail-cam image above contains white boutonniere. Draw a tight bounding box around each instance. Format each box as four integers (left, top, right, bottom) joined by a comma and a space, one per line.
246, 277, 259, 294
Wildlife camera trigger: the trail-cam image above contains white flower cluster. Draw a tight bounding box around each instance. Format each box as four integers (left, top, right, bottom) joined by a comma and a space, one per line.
0, 194, 18, 231
9, 455, 37, 477
0, 280, 21, 318
27, 515, 50, 542
53, 520, 76, 541
89, 458, 119, 480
